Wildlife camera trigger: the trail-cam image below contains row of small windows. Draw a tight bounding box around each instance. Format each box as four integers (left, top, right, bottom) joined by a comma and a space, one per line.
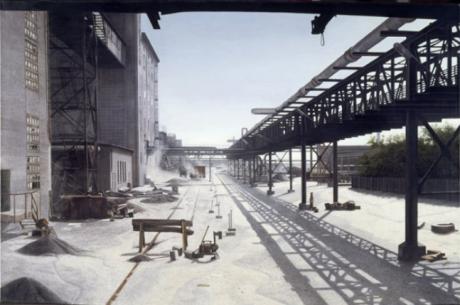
27, 114, 40, 153
24, 11, 37, 41
25, 11, 39, 92
27, 156, 40, 190
27, 113, 40, 190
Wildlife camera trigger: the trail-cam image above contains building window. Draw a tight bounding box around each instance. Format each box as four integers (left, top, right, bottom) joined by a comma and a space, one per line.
116, 160, 127, 184
27, 156, 40, 190
26, 114, 40, 153
24, 11, 39, 91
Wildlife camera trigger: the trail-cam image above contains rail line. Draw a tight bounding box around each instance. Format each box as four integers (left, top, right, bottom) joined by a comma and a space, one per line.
105, 186, 197, 305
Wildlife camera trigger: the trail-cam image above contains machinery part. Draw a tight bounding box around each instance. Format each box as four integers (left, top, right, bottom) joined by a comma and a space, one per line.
311, 13, 335, 35
185, 226, 219, 260
209, 199, 214, 214
431, 223, 456, 234
325, 201, 360, 211
421, 250, 447, 262
213, 231, 222, 241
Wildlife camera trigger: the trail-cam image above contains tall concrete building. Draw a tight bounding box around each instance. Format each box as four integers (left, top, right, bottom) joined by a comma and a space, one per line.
138, 32, 159, 184
0, 11, 51, 219
1, 11, 160, 219
97, 15, 160, 189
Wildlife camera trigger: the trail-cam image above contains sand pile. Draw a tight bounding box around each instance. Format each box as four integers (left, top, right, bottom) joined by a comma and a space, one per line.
128, 254, 152, 262
141, 193, 177, 204
1, 277, 68, 304
165, 178, 188, 187
1, 223, 23, 241
127, 202, 146, 213
17, 235, 82, 256
273, 173, 288, 182
131, 185, 155, 196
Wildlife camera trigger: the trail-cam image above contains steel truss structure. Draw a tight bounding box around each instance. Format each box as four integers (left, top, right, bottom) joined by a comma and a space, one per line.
49, 12, 99, 200
229, 20, 459, 154
228, 19, 460, 260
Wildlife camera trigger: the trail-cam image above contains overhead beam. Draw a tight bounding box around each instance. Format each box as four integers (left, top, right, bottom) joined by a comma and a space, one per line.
146, 11, 161, 29
380, 30, 418, 37
0, 1, 457, 20
352, 51, 386, 56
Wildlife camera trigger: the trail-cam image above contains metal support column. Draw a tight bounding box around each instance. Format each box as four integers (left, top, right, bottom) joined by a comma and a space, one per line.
299, 143, 307, 209
267, 152, 274, 195
398, 110, 426, 260
237, 159, 240, 180
288, 148, 294, 193
252, 155, 257, 186
243, 159, 247, 183
332, 141, 338, 203
209, 157, 212, 182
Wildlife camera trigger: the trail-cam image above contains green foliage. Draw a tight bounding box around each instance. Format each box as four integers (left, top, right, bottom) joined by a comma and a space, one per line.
358, 124, 459, 178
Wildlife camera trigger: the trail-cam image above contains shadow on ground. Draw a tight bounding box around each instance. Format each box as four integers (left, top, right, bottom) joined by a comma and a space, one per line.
219, 174, 460, 305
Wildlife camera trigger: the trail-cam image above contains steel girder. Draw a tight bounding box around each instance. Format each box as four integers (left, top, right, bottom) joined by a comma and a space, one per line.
229, 19, 460, 159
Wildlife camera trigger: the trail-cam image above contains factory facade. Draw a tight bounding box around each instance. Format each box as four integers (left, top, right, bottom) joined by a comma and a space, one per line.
0, 11, 159, 220
0, 11, 51, 220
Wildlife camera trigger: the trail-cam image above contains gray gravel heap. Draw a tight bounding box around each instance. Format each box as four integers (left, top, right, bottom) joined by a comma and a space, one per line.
1, 277, 68, 304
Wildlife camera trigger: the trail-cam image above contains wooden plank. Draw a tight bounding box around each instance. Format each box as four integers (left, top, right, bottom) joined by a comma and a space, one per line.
132, 219, 193, 227
133, 224, 194, 235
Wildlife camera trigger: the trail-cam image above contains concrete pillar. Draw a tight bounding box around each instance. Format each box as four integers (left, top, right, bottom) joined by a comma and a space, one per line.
333, 141, 338, 203
267, 152, 274, 195
288, 148, 294, 193
398, 110, 426, 260
299, 143, 307, 209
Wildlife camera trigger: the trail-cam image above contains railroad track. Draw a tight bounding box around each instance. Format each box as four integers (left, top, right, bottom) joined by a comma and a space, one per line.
105, 186, 199, 305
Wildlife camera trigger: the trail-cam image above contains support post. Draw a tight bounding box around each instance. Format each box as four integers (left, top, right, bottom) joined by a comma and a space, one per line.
288, 148, 294, 193
243, 159, 247, 183
398, 110, 426, 260
209, 156, 212, 182
299, 143, 307, 209
237, 159, 240, 180
332, 141, 338, 203
267, 152, 274, 195
252, 155, 257, 187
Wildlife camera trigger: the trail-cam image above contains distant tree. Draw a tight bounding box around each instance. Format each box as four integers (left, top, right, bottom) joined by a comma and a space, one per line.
358, 124, 459, 178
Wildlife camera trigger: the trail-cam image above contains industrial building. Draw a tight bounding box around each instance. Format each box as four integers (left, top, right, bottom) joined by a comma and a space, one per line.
0, 11, 51, 221
49, 12, 160, 207
1, 11, 160, 219
138, 32, 160, 185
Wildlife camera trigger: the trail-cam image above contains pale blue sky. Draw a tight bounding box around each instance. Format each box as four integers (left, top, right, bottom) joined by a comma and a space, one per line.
141, 13, 434, 147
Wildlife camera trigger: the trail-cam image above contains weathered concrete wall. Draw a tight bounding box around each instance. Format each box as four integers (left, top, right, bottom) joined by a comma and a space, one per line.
138, 33, 159, 184
97, 145, 133, 192
98, 14, 159, 188
98, 13, 141, 186
0, 11, 51, 219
